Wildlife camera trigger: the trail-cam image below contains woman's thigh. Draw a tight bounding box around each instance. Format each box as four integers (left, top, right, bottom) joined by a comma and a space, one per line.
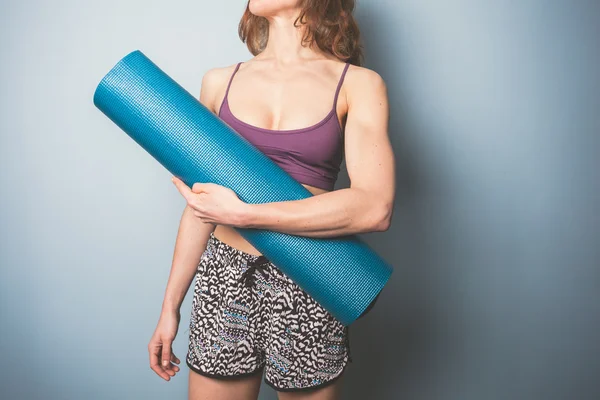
188, 369, 262, 400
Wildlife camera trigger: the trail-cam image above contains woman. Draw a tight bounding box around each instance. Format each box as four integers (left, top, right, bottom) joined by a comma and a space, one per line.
148, 0, 395, 398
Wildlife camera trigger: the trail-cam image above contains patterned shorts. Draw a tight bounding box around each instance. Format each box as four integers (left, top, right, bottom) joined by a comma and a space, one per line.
186, 231, 353, 392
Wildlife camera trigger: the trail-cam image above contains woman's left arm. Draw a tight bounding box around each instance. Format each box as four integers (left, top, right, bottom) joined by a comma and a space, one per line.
173, 67, 395, 238
241, 68, 395, 238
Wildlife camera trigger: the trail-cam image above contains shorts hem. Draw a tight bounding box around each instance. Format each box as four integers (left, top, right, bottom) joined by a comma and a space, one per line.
263, 363, 348, 392
186, 358, 265, 380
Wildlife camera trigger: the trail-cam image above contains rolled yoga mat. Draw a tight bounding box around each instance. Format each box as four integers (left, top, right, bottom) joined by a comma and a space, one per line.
93, 50, 393, 326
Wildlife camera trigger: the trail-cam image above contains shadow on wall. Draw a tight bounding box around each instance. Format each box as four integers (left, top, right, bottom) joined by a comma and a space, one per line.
334, 4, 451, 400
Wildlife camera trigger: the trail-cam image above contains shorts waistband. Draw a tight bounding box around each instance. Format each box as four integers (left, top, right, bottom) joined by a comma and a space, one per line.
209, 231, 269, 264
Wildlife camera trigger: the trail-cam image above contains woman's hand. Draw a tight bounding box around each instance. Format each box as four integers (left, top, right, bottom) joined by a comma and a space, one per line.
171, 176, 249, 227
148, 311, 181, 381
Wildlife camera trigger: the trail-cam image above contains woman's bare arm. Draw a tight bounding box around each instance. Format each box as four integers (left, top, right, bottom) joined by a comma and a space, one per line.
239, 67, 396, 237
160, 205, 215, 314
150, 204, 214, 379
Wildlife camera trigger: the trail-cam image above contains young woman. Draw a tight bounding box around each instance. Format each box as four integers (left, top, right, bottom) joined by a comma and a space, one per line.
148, 1, 395, 399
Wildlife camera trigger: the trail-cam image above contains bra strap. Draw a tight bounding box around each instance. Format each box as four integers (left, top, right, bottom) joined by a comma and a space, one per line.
224, 62, 243, 101
333, 62, 350, 109
219, 62, 242, 115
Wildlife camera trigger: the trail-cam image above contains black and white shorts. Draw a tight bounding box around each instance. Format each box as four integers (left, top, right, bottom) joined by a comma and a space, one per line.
185, 231, 353, 392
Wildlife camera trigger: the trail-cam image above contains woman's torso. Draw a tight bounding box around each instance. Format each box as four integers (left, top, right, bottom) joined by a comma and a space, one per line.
212, 59, 350, 255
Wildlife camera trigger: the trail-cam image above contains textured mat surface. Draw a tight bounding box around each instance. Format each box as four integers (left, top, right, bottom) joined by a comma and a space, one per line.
93, 50, 393, 326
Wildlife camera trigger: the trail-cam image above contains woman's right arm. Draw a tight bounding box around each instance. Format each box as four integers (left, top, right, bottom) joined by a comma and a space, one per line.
148, 205, 215, 381
148, 66, 230, 380
161, 205, 216, 315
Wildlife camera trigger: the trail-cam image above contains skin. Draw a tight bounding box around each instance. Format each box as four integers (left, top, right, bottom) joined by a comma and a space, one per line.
148, 1, 395, 399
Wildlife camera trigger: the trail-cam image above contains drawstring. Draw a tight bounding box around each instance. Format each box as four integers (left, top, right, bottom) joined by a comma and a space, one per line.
239, 255, 270, 288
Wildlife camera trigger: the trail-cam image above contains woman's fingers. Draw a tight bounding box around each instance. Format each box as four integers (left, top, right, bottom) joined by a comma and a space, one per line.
160, 339, 182, 376
161, 339, 176, 371
172, 176, 193, 201
149, 341, 171, 380
166, 352, 181, 373
148, 336, 181, 380
172, 177, 206, 216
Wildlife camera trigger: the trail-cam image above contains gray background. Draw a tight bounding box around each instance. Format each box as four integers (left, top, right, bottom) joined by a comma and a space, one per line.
1, 1, 598, 399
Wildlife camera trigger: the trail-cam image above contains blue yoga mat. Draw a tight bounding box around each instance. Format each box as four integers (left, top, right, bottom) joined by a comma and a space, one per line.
93, 50, 393, 326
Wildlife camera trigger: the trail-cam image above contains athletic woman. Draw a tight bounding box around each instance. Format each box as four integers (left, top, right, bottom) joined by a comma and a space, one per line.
148, 1, 395, 399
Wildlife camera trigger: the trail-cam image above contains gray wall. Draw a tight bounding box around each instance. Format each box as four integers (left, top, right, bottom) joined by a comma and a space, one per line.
1, 1, 598, 399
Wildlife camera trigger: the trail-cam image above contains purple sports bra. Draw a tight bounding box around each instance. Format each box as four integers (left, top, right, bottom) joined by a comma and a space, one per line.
218, 61, 349, 191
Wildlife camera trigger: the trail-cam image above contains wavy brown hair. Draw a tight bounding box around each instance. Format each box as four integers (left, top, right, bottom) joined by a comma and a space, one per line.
238, 0, 364, 66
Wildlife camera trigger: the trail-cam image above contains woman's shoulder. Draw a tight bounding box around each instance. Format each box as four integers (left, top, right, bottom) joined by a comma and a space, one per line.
344, 64, 386, 93
199, 62, 244, 112
342, 63, 388, 106
201, 62, 241, 90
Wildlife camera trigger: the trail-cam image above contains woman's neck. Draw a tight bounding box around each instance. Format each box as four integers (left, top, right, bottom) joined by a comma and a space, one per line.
259, 11, 327, 66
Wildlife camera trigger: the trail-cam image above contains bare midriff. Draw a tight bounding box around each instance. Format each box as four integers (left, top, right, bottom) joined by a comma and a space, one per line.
213, 183, 330, 255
